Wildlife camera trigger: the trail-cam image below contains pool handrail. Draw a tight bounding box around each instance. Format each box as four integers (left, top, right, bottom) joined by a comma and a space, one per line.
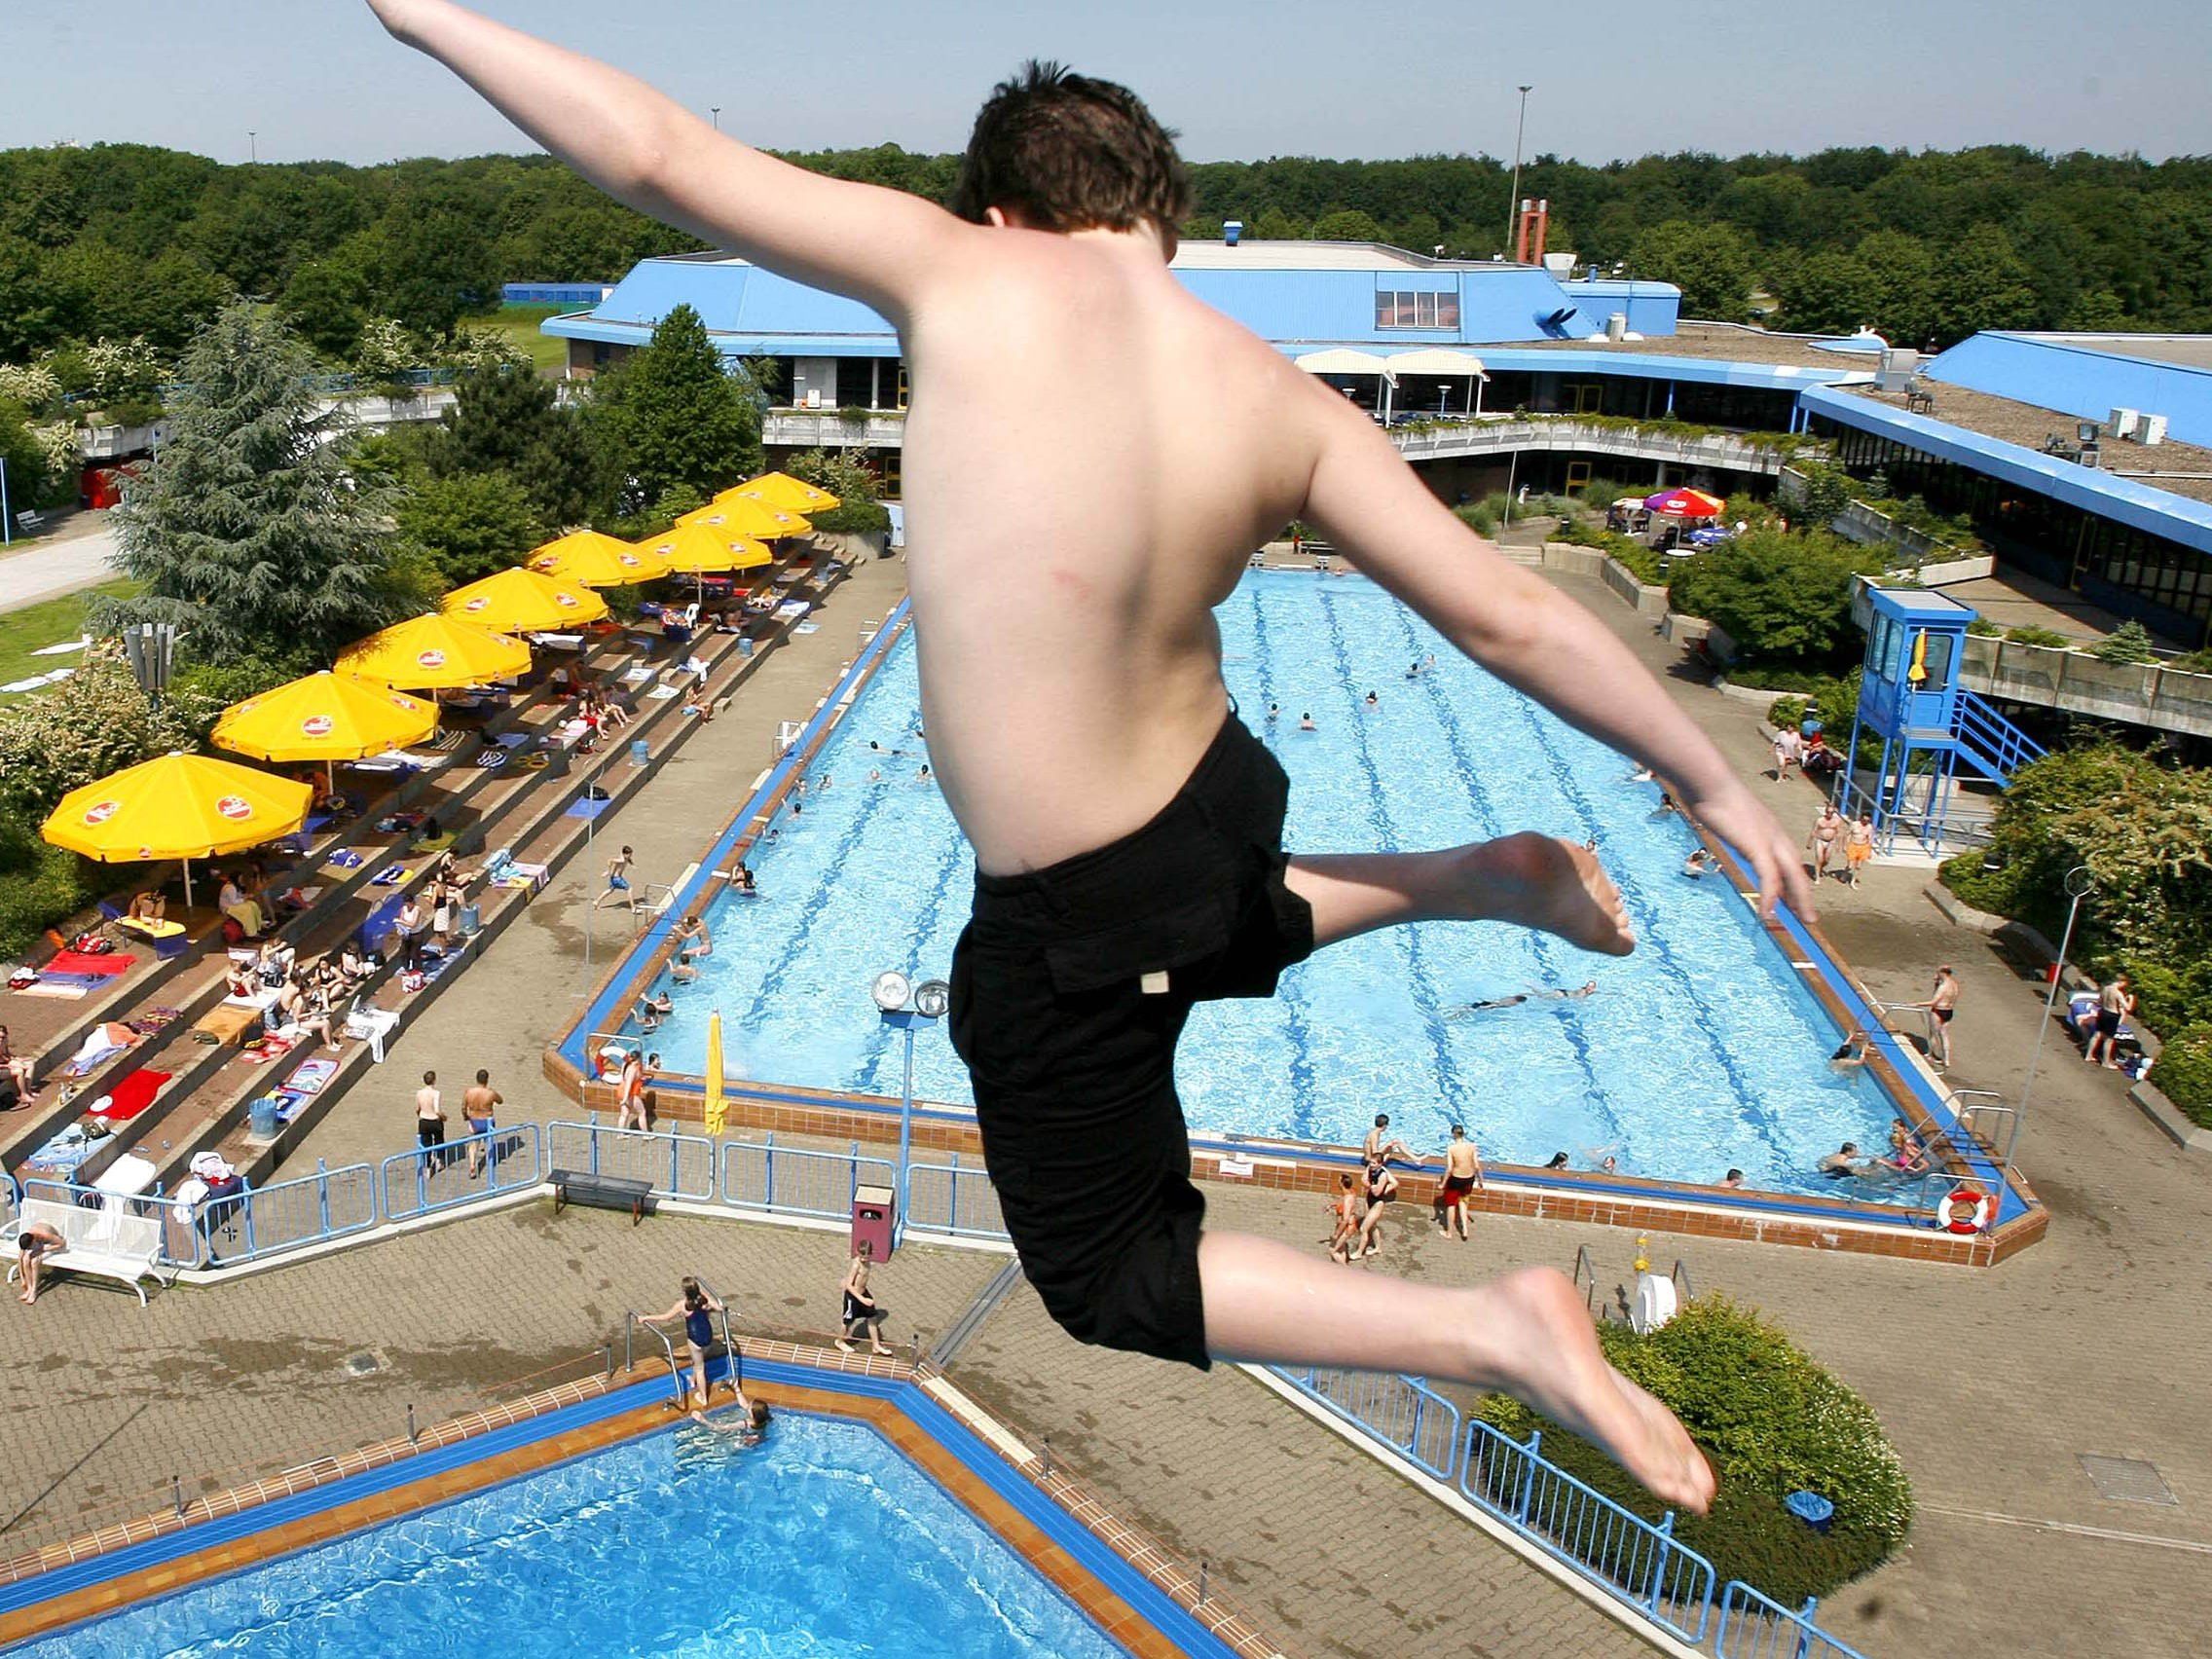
623, 1309, 687, 1406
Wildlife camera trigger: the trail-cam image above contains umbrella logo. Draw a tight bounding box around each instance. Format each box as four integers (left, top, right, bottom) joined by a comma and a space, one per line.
216, 794, 253, 822
417, 649, 447, 669
83, 798, 121, 826
302, 715, 334, 737
620, 554, 643, 568
557, 592, 578, 608
389, 694, 415, 709
462, 597, 491, 612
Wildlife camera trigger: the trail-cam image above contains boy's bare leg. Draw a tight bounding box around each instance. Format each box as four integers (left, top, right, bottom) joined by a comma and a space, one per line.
1288, 832, 1634, 957
1198, 1232, 1714, 1511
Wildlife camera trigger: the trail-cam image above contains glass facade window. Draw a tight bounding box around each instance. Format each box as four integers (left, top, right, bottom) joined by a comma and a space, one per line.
1375, 290, 1460, 330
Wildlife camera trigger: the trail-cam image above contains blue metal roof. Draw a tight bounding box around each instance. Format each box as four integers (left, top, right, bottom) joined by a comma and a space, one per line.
544, 252, 1687, 357
1864, 585, 1976, 624
1929, 332, 2212, 450
1802, 384, 2212, 557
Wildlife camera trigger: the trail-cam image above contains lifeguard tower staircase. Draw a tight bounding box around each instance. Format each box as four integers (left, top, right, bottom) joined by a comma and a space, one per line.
1840, 588, 2046, 854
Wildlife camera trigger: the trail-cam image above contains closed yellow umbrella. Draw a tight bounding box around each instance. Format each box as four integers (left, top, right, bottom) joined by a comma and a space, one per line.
680, 498, 811, 540
728, 470, 840, 514
213, 672, 438, 793
334, 612, 533, 690
529, 529, 671, 587
42, 751, 312, 909
442, 566, 610, 632
703, 1011, 728, 1137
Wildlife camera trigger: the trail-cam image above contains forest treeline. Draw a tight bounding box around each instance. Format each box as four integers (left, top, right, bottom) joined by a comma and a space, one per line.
3, 139, 2210, 366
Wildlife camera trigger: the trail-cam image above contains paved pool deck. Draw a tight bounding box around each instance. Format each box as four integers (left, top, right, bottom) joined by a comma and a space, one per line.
1, 562, 2206, 1659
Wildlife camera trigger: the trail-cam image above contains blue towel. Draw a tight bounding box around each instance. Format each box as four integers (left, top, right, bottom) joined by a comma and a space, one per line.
564, 797, 611, 821
328, 849, 365, 869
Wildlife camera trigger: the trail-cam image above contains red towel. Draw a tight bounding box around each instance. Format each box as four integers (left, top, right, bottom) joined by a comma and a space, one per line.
47, 949, 137, 978
92, 1068, 170, 1123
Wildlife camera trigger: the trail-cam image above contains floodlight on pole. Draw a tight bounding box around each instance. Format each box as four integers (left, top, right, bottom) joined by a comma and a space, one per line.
873, 971, 950, 1240
248, 130, 257, 165
2017, 865, 2093, 1144
711, 107, 721, 131
1503, 87, 1532, 259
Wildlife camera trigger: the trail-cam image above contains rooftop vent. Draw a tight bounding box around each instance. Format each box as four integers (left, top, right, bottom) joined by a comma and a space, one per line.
1223, 219, 1243, 247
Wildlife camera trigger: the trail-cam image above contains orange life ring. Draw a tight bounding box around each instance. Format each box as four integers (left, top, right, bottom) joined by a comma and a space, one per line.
1937, 1187, 1994, 1235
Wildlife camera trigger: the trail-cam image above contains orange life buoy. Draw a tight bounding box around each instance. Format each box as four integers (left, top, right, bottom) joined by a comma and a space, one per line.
1937, 1187, 1994, 1235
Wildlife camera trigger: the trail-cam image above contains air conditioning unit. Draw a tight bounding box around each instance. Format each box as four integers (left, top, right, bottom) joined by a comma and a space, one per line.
1604, 312, 1629, 342
2110, 407, 2140, 439
2141, 413, 2167, 446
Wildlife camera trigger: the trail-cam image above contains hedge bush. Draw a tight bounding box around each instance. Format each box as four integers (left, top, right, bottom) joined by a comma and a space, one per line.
1473, 1297, 1911, 1604
2149, 1024, 2212, 1126
1555, 518, 1667, 585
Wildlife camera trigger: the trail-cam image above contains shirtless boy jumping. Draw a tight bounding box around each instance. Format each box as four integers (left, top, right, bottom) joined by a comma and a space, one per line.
374, 1, 1816, 1513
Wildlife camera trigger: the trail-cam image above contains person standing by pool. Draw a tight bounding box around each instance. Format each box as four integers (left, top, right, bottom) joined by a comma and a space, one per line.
1918, 966, 1961, 1069
371, 4, 1827, 1513
1433, 1125, 1485, 1240
1844, 813, 1874, 888
615, 1051, 657, 1131
1357, 1158, 1398, 1257
1806, 803, 1845, 883
837, 1241, 893, 1356
649, 1276, 725, 1407
1325, 1173, 1362, 1265
2085, 973, 2134, 1069
462, 1068, 502, 1177
597, 846, 636, 912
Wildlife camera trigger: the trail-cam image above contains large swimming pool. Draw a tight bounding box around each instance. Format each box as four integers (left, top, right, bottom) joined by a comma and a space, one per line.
30, 1413, 1124, 1658
629, 572, 1900, 1198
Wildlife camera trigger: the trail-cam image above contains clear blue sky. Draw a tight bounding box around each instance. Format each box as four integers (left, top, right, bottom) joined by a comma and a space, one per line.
6, 0, 2209, 166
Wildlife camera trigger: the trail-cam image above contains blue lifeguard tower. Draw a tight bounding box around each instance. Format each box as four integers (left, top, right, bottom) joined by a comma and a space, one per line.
1841, 587, 2046, 853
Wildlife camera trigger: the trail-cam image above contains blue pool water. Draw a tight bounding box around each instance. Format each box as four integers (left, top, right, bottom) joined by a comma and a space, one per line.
629, 573, 1901, 1198
30, 1413, 1126, 1658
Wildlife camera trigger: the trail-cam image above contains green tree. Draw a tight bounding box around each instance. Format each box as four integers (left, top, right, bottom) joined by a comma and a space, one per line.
374, 181, 499, 337
784, 448, 892, 535
99, 300, 419, 663
1628, 220, 1757, 321
395, 469, 550, 585
1929, 223, 2039, 344
1669, 528, 1881, 664
1852, 230, 1938, 348
1775, 249, 1882, 336
279, 258, 370, 359
592, 304, 761, 509
1249, 207, 1307, 241
430, 365, 613, 527
2061, 287, 2130, 331
1309, 207, 1387, 242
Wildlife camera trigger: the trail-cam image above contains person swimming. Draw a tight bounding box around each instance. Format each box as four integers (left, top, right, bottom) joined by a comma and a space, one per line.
1449, 980, 1598, 1017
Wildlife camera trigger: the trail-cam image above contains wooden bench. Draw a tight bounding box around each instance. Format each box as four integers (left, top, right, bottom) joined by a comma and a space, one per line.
3, 1197, 170, 1306
549, 1168, 652, 1226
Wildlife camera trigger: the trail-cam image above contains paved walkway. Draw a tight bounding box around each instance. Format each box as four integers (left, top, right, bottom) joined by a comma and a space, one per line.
1, 565, 2207, 1659
0, 520, 119, 614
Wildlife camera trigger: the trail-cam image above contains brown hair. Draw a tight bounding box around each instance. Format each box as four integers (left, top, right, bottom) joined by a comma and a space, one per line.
951, 60, 1191, 238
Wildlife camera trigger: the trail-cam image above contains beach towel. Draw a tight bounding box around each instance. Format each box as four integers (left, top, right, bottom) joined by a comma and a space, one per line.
21, 976, 95, 995
46, 948, 137, 978
286, 1057, 339, 1094
370, 865, 411, 887
89, 1067, 170, 1124
126, 1007, 183, 1037
62, 1022, 136, 1076
327, 849, 366, 869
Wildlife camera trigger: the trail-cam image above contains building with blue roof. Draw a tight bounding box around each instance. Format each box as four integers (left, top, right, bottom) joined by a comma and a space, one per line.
544, 237, 2212, 646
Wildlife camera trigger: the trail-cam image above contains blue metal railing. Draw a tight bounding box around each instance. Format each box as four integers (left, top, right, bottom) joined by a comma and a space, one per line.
1954, 689, 2045, 783
1714, 1580, 1872, 1659
381, 1125, 545, 1224
1266, 1364, 1874, 1657
546, 1119, 717, 1200
719, 1135, 897, 1224
903, 1153, 1010, 1242
178, 1161, 380, 1267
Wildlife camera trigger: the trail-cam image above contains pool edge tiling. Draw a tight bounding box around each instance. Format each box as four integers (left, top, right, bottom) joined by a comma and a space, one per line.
0, 1342, 1280, 1659
549, 580, 2045, 1267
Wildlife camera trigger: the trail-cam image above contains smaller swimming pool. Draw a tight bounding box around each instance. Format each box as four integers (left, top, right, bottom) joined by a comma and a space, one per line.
25, 1411, 1137, 1658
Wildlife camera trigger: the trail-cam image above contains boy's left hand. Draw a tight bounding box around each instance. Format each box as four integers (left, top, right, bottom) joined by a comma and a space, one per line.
1685, 781, 1817, 920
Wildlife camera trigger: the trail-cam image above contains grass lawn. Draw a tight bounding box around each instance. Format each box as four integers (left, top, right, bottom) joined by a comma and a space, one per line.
486, 303, 573, 373
0, 578, 142, 693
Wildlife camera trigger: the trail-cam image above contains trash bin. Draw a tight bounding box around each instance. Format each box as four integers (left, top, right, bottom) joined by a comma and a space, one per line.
459, 903, 481, 938
630, 738, 650, 767
248, 1094, 281, 1140
852, 1183, 896, 1260
1785, 1491, 1834, 1532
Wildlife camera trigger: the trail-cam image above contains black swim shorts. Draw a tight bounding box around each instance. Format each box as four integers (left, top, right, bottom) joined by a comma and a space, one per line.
949, 711, 1314, 1370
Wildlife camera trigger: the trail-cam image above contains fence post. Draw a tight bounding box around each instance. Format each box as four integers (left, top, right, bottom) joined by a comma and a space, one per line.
172, 1475, 186, 1517
948, 1149, 960, 1235
407, 1403, 419, 1445
1041, 1435, 1051, 1477
1411, 1393, 1424, 1463
1198, 1560, 1209, 1604
669, 1131, 680, 1198
590, 1115, 602, 1177
1796, 1595, 1821, 1659
1517, 1429, 1541, 1523
316, 1160, 331, 1237
1646, 1510, 1674, 1615
764, 1131, 776, 1212
240, 1179, 257, 1259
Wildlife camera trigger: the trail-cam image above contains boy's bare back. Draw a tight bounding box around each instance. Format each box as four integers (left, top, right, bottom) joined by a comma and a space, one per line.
902, 234, 1328, 871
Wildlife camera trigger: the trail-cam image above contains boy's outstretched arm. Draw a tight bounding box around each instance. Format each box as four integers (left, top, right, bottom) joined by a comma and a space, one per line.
365, 0, 964, 318
1298, 389, 1813, 919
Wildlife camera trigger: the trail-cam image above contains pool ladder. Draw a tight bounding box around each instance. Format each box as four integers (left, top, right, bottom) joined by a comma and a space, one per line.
624, 1310, 687, 1407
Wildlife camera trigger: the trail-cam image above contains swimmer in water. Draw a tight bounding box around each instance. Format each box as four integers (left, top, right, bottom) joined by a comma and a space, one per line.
1364, 690, 1379, 710
1682, 848, 1714, 878
1449, 980, 1597, 1016
1299, 712, 1317, 731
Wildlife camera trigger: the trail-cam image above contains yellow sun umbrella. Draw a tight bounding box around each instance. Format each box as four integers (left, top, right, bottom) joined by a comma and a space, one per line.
640, 524, 776, 576
728, 470, 841, 514
42, 751, 312, 909
442, 566, 611, 632
528, 529, 671, 587
213, 672, 438, 782
334, 612, 533, 690
703, 1010, 728, 1137
681, 498, 811, 540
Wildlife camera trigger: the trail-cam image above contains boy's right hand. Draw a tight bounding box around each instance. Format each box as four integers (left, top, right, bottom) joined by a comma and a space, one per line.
1683, 779, 1817, 921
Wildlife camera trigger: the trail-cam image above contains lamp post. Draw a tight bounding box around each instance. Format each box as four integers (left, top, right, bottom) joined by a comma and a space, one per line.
248, 130, 257, 165
122, 621, 177, 710
710, 107, 721, 131
0, 455, 12, 547
872, 970, 949, 1237
1503, 85, 1532, 260
2017, 865, 2093, 1152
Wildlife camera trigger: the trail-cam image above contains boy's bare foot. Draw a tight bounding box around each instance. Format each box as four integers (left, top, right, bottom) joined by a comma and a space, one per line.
1463, 833, 1635, 957
1476, 1268, 1714, 1513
